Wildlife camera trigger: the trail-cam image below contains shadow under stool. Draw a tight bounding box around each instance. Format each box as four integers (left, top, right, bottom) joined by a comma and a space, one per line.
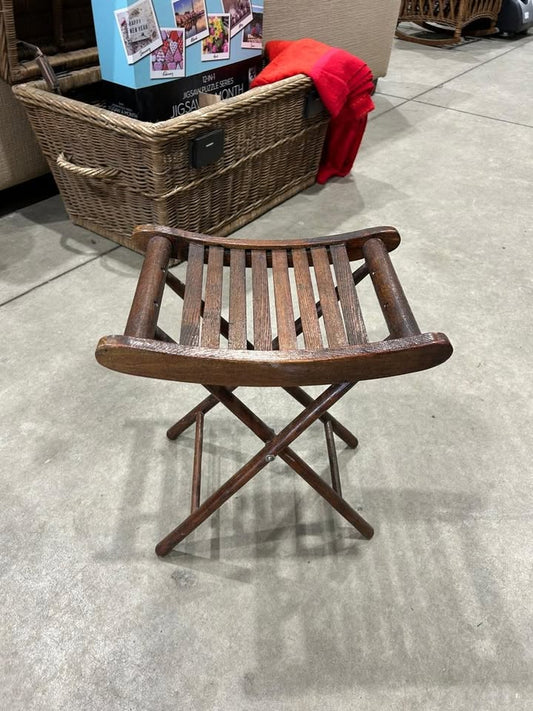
96, 224, 453, 557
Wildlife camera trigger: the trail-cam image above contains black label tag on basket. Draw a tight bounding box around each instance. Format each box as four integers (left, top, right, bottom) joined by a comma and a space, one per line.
304, 88, 326, 119
189, 129, 225, 169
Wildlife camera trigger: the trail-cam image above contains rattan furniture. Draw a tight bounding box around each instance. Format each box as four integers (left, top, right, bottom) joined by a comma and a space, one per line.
396, 0, 503, 46
96, 224, 453, 556
0, 0, 89, 188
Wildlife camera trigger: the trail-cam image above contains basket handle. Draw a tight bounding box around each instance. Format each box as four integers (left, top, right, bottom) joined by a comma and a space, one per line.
56, 153, 120, 180
17, 40, 62, 94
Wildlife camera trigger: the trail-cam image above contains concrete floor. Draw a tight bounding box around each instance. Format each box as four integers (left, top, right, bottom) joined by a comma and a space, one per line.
1, 34, 532, 710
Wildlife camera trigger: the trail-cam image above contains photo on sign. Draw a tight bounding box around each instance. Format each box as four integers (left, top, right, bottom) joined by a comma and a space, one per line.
241, 9, 262, 49
202, 14, 230, 61
115, 0, 162, 65
221, 0, 253, 38
151, 28, 186, 78
172, 0, 209, 46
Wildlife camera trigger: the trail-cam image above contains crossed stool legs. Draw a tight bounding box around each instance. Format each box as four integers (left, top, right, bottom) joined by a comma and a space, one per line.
156, 380, 373, 556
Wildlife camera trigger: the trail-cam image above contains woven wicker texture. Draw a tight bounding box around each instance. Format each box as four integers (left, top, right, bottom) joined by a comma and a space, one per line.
1, 0, 96, 83
0, 76, 48, 188
14, 68, 329, 249
397, 0, 503, 44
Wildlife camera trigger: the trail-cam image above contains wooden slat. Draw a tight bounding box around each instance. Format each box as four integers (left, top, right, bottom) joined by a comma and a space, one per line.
330, 243, 367, 345
201, 246, 224, 348
251, 250, 272, 350
292, 248, 323, 350
272, 250, 297, 350
179, 242, 205, 346
311, 247, 347, 348
228, 249, 247, 349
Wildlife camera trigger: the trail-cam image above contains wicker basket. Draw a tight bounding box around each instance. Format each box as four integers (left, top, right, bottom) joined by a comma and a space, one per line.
13, 67, 329, 248
396, 0, 503, 45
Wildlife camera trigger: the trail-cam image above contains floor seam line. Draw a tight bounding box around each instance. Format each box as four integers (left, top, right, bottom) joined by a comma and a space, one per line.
406, 42, 528, 101
370, 100, 409, 121
0, 246, 121, 308
375, 91, 413, 100
410, 100, 533, 128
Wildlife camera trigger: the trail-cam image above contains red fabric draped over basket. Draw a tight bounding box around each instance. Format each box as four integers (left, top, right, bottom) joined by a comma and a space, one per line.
251, 39, 375, 184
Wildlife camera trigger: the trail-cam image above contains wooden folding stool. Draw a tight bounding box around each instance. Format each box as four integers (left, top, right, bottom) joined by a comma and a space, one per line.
96, 224, 452, 556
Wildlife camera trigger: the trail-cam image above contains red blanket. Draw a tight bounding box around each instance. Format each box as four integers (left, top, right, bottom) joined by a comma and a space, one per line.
251, 39, 375, 184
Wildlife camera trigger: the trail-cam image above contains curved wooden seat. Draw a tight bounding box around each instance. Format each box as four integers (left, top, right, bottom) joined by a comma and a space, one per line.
95, 225, 452, 386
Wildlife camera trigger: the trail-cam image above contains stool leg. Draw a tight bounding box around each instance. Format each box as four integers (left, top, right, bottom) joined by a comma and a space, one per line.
284, 386, 358, 448
167, 384, 358, 446
167, 389, 235, 440
156, 439, 272, 556
190, 412, 203, 512
207, 385, 371, 538
206, 385, 329, 485
324, 420, 342, 496
283, 446, 372, 540
156, 383, 373, 556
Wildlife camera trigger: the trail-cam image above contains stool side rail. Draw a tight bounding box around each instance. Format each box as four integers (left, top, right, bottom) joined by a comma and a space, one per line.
95, 332, 452, 387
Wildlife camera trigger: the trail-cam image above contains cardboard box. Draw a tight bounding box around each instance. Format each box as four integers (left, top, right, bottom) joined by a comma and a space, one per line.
91, 0, 264, 120
262, 0, 401, 79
